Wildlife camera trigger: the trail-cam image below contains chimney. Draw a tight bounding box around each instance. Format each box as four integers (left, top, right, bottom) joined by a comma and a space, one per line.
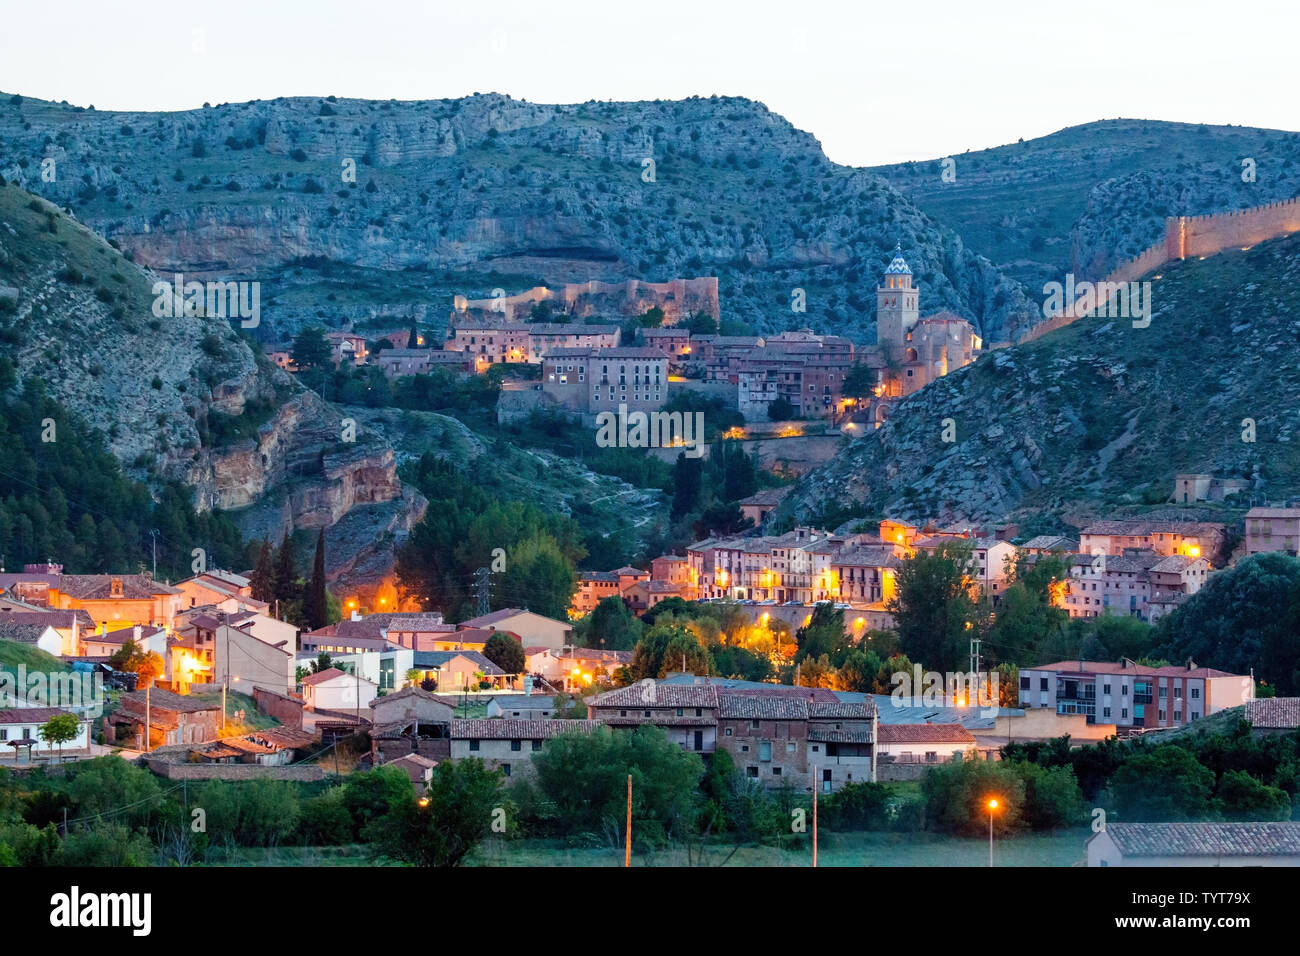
100, 622, 108, 637
1186, 659, 1196, 671
133, 625, 142, 642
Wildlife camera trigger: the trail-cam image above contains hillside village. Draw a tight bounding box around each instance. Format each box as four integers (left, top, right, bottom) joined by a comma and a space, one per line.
2, 78, 1300, 879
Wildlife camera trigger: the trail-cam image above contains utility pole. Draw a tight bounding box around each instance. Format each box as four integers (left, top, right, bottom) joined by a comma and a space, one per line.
144, 683, 151, 755
475, 567, 490, 617
221, 680, 227, 732
812, 766, 818, 868
625, 774, 632, 868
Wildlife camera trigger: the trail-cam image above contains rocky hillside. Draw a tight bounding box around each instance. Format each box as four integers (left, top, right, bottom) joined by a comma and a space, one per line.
872, 119, 1300, 294
0, 178, 423, 587
0, 91, 1034, 343
782, 232, 1300, 532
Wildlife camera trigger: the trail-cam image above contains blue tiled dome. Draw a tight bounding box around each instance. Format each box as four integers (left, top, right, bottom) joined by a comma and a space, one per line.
884, 243, 911, 275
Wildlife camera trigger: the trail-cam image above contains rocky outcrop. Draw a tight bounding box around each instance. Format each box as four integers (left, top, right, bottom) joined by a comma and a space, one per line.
0, 91, 1035, 344
0, 181, 419, 588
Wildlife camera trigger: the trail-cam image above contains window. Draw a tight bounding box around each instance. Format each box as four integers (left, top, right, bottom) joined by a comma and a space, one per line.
532, 740, 542, 751
746, 767, 758, 778
1020, 676, 1030, 690
1040, 678, 1049, 691
469, 739, 480, 751
502, 764, 511, 777
725, 727, 733, 736
676, 707, 683, 716
787, 741, 796, 753
695, 708, 702, 717
772, 766, 782, 776
1190, 687, 1200, 699
759, 741, 772, 761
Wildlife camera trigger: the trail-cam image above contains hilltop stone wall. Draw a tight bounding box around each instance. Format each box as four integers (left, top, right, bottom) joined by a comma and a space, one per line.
1021, 196, 1300, 344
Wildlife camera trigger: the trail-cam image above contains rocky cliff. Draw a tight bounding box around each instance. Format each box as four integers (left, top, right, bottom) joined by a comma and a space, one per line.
0, 91, 1034, 343
0, 179, 421, 584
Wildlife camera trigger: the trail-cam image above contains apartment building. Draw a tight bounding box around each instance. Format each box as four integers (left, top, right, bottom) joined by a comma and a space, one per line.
1079, 519, 1225, 564
1018, 658, 1252, 730
541, 346, 669, 419
1064, 551, 1209, 620
1244, 507, 1300, 556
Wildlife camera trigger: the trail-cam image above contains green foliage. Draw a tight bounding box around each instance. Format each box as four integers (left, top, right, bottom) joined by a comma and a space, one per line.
0, 381, 247, 577
821, 781, 893, 831
371, 758, 504, 866
1110, 745, 1215, 821
631, 623, 714, 679
794, 601, 848, 664
396, 454, 585, 621
1216, 769, 1292, 821
887, 542, 984, 672
530, 725, 704, 844
1155, 552, 1300, 694
194, 778, 301, 846
576, 595, 644, 651
920, 758, 1026, 835
483, 632, 526, 674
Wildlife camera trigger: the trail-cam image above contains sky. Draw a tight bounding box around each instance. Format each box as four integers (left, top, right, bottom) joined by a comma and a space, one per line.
2, 0, 1297, 167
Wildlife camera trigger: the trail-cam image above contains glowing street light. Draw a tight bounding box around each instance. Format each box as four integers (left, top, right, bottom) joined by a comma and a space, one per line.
986, 797, 1000, 867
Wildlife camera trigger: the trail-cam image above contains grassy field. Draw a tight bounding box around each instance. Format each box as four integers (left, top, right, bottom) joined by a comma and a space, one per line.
467, 830, 1089, 868
0, 639, 71, 677
208, 830, 1089, 867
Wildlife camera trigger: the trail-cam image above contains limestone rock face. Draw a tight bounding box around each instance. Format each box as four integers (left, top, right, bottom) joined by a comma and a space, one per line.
0, 92, 1034, 344
0, 186, 418, 589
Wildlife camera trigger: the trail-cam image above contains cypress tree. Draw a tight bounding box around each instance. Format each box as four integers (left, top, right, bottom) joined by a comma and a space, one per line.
249, 539, 274, 602
274, 532, 299, 606
306, 529, 328, 630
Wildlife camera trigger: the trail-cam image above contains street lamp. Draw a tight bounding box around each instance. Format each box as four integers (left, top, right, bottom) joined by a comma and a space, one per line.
986, 797, 1000, 867
417, 796, 431, 808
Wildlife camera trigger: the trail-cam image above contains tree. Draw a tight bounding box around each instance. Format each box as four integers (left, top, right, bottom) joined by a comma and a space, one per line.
888, 542, 983, 673
580, 595, 643, 651
842, 362, 877, 401
248, 539, 274, 602
274, 532, 300, 610
107, 639, 164, 688
502, 534, 577, 621
532, 725, 703, 843
631, 623, 696, 680
1216, 770, 1291, 821
683, 310, 718, 336
311, 652, 335, 674
408, 318, 421, 349
692, 501, 751, 540
670, 453, 703, 521
1156, 553, 1300, 694
372, 758, 504, 866
767, 395, 795, 421
303, 529, 329, 630
794, 602, 848, 664
1110, 746, 1215, 821
921, 757, 1026, 835
37, 713, 81, 763
483, 632, 526, 675
291, 327, 331, 370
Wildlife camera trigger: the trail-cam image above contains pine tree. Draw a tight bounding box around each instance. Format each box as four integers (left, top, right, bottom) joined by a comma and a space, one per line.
306, 529, 328, 630
408, 318, 420, 349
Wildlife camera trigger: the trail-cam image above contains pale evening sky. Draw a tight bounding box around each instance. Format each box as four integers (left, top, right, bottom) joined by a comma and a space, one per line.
1, 0, 1296, 167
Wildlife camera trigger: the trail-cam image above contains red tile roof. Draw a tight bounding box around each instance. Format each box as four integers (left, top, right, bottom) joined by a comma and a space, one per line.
878, 723, 976, 744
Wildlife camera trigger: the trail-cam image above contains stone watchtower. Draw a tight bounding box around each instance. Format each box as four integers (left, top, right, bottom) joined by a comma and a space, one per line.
875, 244, 919, 347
